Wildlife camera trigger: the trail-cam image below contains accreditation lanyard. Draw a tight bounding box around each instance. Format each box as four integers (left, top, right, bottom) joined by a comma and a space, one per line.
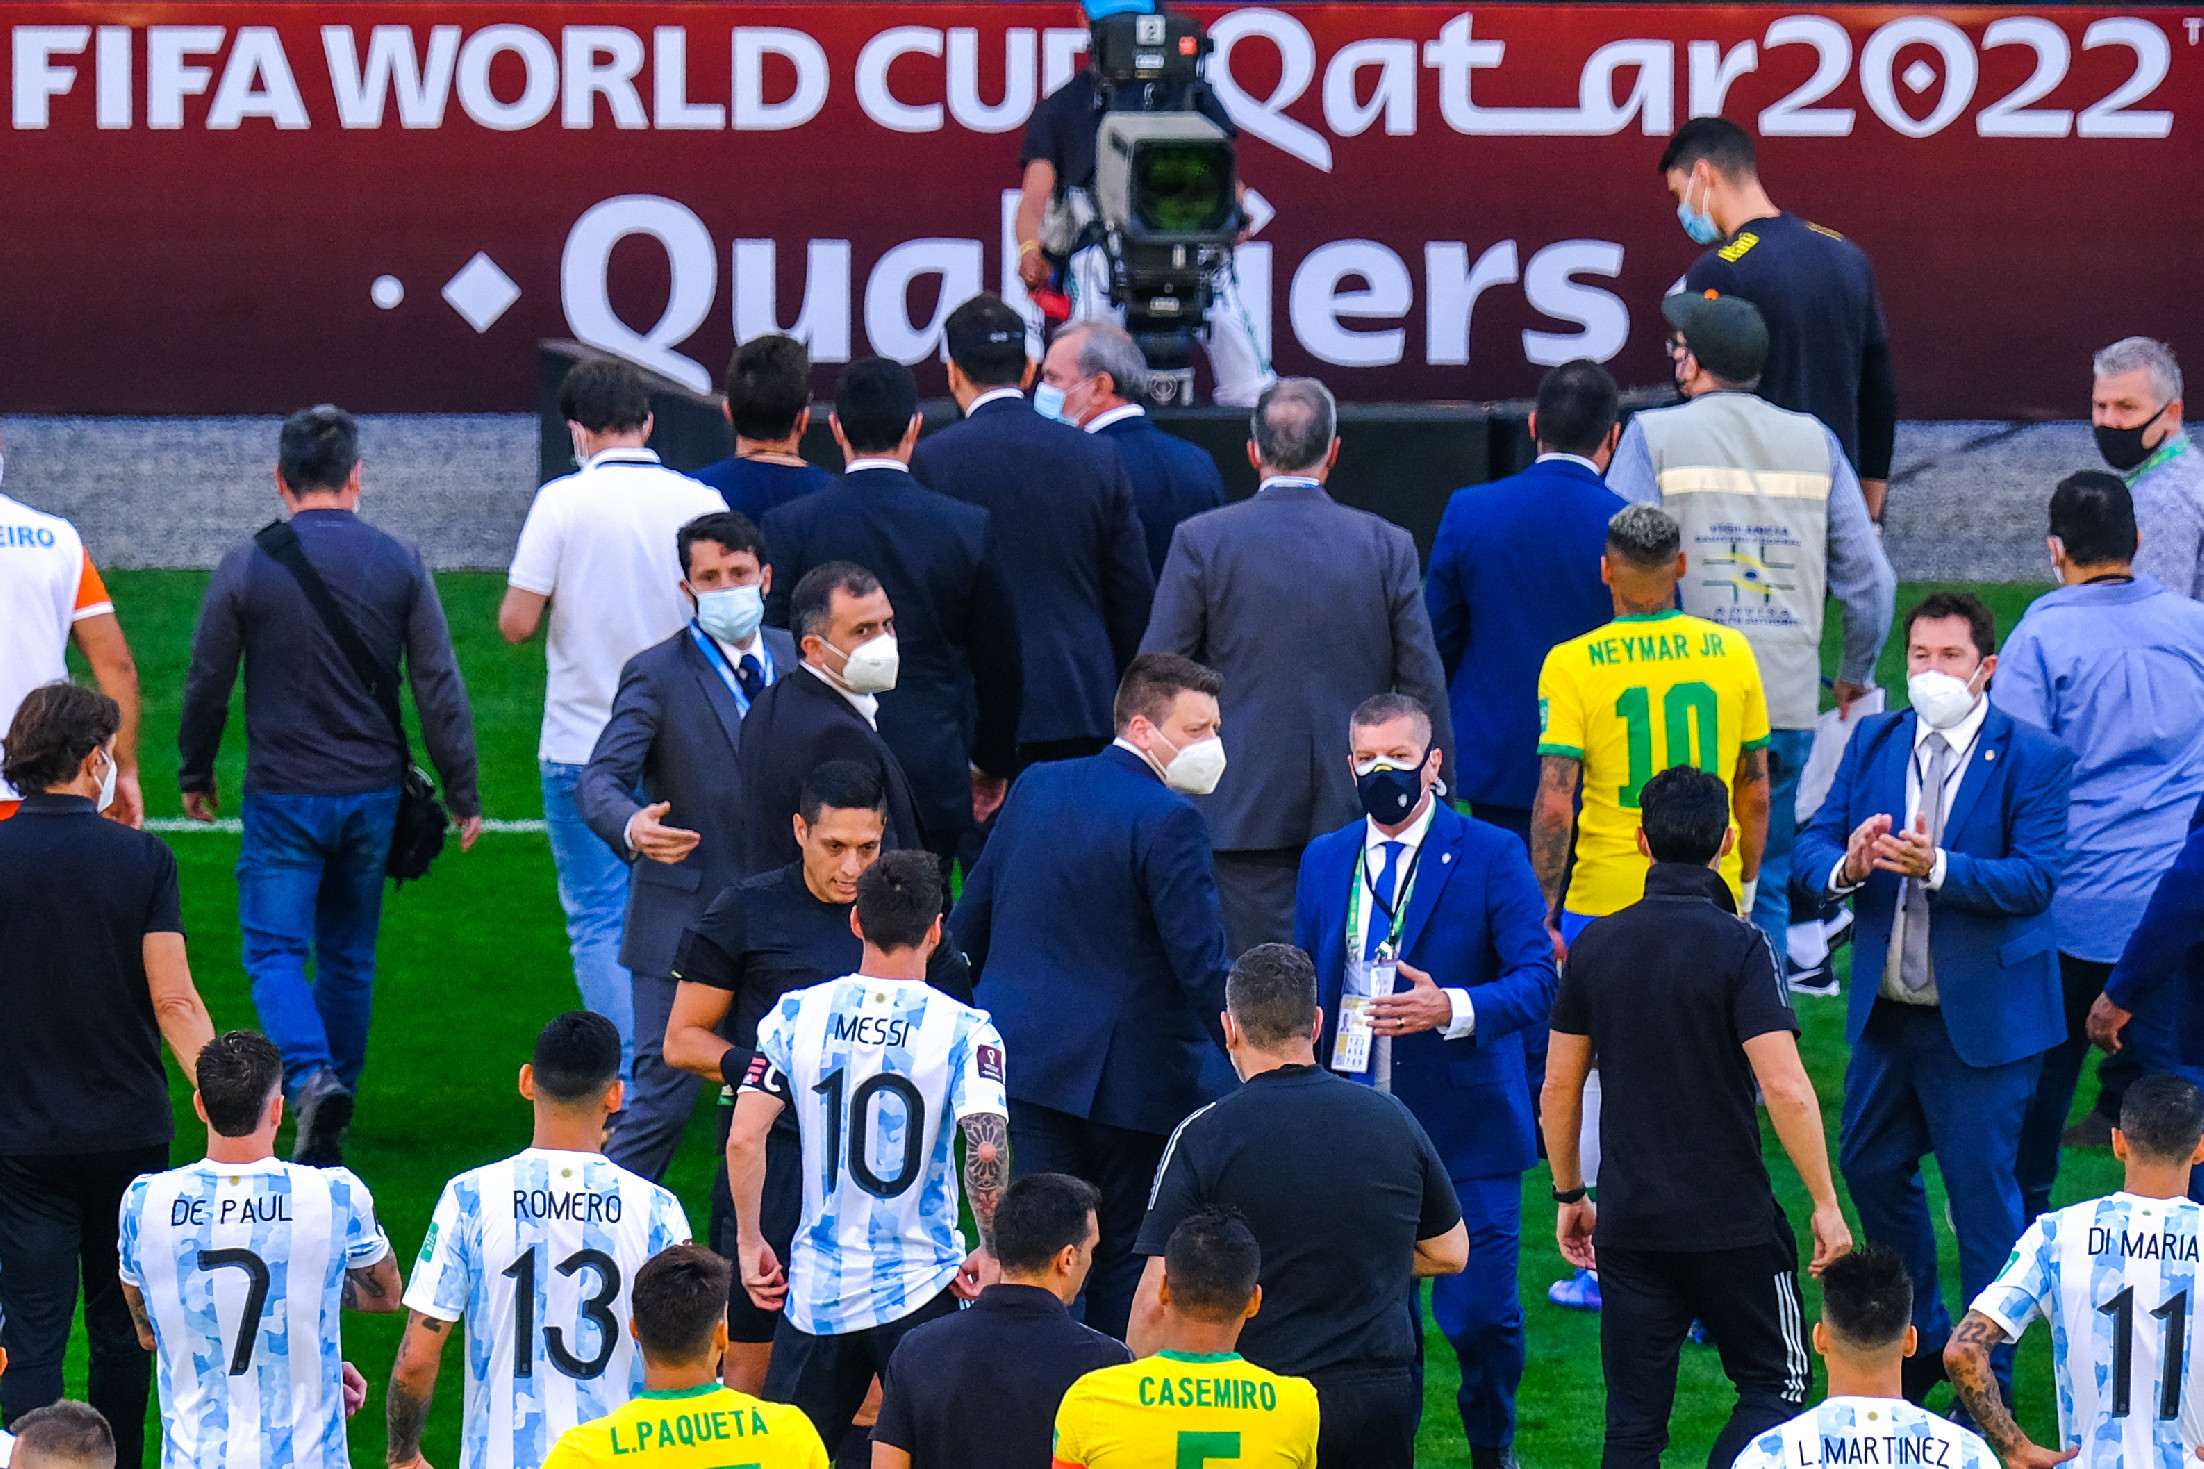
1345, 837, 1424, 971
687, 623, 772, 717
1334, 838, 1423, 1077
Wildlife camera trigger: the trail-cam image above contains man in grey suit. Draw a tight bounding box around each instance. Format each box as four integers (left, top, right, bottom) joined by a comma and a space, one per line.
1141, 378, 1455, 954
578, 510, 797, 1180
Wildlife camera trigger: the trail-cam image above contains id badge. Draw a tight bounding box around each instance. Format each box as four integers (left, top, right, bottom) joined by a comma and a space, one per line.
1331, 954, 1397, 1075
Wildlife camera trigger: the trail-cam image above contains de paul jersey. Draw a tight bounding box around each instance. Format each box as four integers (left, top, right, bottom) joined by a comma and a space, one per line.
117, 1157, 391, 1469
401, 1149, 692, 1469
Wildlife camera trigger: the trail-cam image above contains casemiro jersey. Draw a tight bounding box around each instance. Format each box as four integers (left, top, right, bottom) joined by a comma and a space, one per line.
401, 1149, 692, 1469
744, 973, 1008, 1336
1971, 1191, 2204, 1467
1051, 1352, 1320, 1469
117, 1157, 391, 1469
1731, 1397, 1995, 1469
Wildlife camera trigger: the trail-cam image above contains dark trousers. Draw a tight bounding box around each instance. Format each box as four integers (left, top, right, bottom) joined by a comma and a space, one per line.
1596, 1230, 1807, 1469
1429, 1173, 1524, 1449
0, 1145, 168, 1469
604, 972, 702, 1182
1841, 999, 2038, 1402
1007, 1100, 1165, 1340
2116, 991, 2204, 1202
2017, 954, 2117, 1222
1308, 1364, 1421, 1469
1469, 803, 1532, 851
1213, 847, 1304, 957
764, 1287, 959, 1454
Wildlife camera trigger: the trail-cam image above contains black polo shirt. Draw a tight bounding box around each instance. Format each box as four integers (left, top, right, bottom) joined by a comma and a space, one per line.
0, 794, 185, 1155
1134, 1064, 1461, 1378
1548, 862, 1798, 1252
873, 1283, 1131, 1468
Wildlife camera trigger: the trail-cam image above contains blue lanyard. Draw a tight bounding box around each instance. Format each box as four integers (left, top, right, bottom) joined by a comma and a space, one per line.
687, 623, 771, 715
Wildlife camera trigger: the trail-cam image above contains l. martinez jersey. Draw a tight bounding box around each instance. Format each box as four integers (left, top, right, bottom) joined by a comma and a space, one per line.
1972, 1191, 2204, 1467
1731, 1396, 1995, 1468
1537, 608, 1770, 916
401, 1149, 692, 1469
117, 1156, 391, 1469
744, 972, 1008, 1336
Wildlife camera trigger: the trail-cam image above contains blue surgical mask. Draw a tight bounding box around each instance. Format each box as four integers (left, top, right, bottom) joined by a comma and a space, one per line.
695, 584, 764, 644
1677, 174, 1722, 245
1032, 382, 1073, 425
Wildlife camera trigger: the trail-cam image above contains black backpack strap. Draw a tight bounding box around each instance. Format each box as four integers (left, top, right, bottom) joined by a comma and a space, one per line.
253, 520, 412, 758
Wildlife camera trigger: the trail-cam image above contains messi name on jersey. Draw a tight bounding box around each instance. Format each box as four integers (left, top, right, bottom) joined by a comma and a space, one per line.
1583, 629, 1730, 667
2089, 1225, 2202, 1262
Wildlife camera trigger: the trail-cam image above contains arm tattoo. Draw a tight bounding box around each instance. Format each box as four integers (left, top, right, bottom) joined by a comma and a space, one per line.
124, 1287, 157, 1349
961, 1112, 1009, 1254
386, 1376, 433, 1465
1531, 756, 1582, 910
1736, 747, 1769, 789
1945, 1312, 2025, 1454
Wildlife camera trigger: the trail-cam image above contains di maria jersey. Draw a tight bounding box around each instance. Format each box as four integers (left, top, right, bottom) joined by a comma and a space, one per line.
1971, 1191, 2204, 1467
1732, 1396, 1995, 1469
1050, 1352, 1320, 1469
117, 1157, 391, 1469
401, 1149, 692, 1469
1537, 608, 1771, 916
744, 972, 1008, 1336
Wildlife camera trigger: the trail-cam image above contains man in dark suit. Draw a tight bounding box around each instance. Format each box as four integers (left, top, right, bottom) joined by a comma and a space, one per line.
911, 294, 1152, 765
762, 357, 1023, 862
736, 562, 924, 878
1142, 376, 1454, 954
1424, 360, 1627, 846
950, 652, 1233, 1339
1294, 693, 1556, 1469
579, 510, 797, 1181
1794, 591, 2074, 1402
1038, 320, 1226, 579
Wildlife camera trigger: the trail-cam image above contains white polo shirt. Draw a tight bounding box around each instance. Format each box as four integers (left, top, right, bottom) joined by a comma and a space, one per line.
508, 448, 723, 764
0, 492, 113, 800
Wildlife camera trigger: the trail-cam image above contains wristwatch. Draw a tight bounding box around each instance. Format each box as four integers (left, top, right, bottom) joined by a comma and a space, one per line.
1551, 1184, 1589, 1204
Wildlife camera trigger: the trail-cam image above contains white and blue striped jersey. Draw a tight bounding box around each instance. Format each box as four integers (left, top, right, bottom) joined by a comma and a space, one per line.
1971, 1191, 2204, 1467
743, 973, 1007, 1336
400, 1149, 691, 1469
117, 1157, 390, 1469
1732, 1396, 1996, 1468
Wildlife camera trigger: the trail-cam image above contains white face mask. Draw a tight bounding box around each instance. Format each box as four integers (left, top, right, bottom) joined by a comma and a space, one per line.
824, 632, 899, 694
1150, 729, 1228, 796
95, 742, 117, 813
1907, 667, 1983, 729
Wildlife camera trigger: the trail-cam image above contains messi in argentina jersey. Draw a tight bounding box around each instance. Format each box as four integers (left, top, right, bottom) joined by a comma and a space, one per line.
1971, 1192, 2204, 1467
118, 1158, 391, 1469
744, 972, 1007, 1336
401, 1149, 692, 1469
1731, 1397, 1995, 1468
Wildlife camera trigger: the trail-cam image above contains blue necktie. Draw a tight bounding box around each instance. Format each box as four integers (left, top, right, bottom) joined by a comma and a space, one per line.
737, 654, 765, 702
1366, 841, 1405, 961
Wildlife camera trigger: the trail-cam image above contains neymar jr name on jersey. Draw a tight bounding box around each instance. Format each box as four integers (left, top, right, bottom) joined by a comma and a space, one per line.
1582, 629, 1730, 668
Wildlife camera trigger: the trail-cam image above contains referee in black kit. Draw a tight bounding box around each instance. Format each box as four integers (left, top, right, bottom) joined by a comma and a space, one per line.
1659, 116, 1899, 520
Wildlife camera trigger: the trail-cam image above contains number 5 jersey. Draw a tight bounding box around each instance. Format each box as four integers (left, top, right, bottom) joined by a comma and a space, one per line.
402, 1148, 691, 1469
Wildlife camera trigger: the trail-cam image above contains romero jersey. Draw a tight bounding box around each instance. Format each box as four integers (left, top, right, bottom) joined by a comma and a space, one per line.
1051, 1353, 1319, 1469
540, 1385, 826, 1469
1971, 1191, 2204, 1467
401, 1149, 693, 1469
117, 1157, 391, 1469
1732, 1396, 1995, 1469
1537, 609, 1771, 916
0, 492, 112, 801
744, 973, 1007, 1336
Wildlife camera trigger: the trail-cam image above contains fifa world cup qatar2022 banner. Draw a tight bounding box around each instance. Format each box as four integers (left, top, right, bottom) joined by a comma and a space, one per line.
0, 3, 2198, 416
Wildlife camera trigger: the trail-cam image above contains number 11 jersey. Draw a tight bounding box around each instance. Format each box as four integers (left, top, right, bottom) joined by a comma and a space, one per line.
401, 1149, 692, 1469
1971, 1191, 2204, 1467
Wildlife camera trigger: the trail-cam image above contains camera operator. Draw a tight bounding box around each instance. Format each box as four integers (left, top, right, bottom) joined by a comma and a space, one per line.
1014, 0, 1272, 408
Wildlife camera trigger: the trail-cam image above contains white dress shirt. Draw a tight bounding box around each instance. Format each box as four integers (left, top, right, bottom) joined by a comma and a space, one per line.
1535, 451, 1604, 475
803, 661, 879, 727
967, 387, 1025, 413
1085, 403, 1146, 434
1353, 797, 1478, 1041
844, 456, 910, 476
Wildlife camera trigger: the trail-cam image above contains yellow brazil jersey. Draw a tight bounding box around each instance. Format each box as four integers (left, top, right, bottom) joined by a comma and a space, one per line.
540, 1384, 826, 1469
1052, 1351, 1319, 1469
1536, 609, 1770, 917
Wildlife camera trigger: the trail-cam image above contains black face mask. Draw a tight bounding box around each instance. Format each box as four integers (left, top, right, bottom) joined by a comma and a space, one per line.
2096, 401, 2169, 472
1355, 753, 1428, 825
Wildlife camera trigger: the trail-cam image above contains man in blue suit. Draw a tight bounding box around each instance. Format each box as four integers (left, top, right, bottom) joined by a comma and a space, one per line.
950, 652, 1233, 1339
1794, 591, 2074, 1403
1424, 360, 1626, 845
1294, 693, 1557, 1468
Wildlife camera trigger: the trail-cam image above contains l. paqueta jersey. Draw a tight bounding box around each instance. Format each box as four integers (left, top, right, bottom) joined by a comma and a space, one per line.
117, 1157, 391, 1469
1731, 1396, 1995, 1469
539, 1384, 826, 1469
1050, 1352, 1319, 1469
743, 972, 1007, 1336
1971, 1191, 2204, 1467
400, 1149, 692, 1469
1537, 608, 1771, 916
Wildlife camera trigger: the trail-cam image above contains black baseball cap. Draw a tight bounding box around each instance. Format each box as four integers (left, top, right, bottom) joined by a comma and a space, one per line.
1661, 290, 1768, 383
942, 293, 1027, 364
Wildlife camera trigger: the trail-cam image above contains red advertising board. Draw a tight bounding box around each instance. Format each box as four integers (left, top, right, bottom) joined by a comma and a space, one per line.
1, 3, 2196, 415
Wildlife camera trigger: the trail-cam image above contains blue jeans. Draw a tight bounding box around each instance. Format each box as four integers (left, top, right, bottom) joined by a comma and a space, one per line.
541, 761, 634, 1082
238, 789, 400, 1091
1756, 728, 1815, 968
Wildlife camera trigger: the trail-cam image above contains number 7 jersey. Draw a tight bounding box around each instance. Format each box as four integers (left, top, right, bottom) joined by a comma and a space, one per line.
1970, 1191, 2204, 1467
401, 1149, 692, 1469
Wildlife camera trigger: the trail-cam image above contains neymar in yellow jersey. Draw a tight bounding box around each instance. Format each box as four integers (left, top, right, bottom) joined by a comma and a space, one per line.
1533, 504, 1771, 946
1053, 1209, 1318, 1469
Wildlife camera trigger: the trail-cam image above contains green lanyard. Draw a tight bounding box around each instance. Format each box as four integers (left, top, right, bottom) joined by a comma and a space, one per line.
1345, 839, 1423, 964
2127, 433, 2190, 486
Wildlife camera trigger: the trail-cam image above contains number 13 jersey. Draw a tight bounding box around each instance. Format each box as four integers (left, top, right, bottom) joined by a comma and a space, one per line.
745, 973, 1008, 1337
1971, 1191, 2204, 1468
401, 1149, 691, 1469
